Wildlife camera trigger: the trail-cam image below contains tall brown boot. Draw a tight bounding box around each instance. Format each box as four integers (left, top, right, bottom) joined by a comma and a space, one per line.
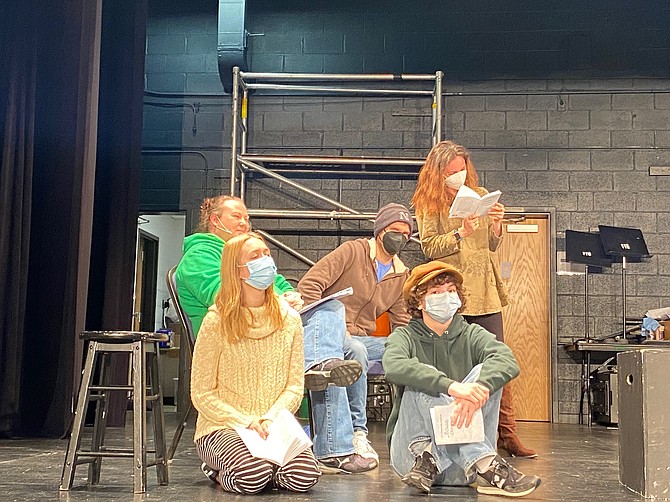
497, 384, 538, 458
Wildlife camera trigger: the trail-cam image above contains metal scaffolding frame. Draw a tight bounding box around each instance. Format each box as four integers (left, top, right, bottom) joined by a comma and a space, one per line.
229, 67, 444, 264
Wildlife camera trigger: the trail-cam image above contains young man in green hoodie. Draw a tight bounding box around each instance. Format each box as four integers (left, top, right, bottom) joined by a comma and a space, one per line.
382, 261, 541, 497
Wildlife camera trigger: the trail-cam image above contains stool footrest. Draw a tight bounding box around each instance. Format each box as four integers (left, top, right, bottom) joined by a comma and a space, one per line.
76, 449, 164, 458
88, 386, 161, 397
89, 385, 133, 392
79, 447, 162, 455
77, 451, 134, 459
76, 452, 167, 465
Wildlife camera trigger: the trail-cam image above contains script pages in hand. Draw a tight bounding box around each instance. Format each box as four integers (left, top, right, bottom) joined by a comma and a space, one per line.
430, 404, 485, 445
298, 287, 354, 315
448, 185, 502, 219
234, 409, 312, 466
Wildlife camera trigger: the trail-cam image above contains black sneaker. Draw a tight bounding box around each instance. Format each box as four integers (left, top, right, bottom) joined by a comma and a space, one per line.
201, 462, 218, 483
476, 455, 541, 497
318, 453, 377, 474
304, 359, 362, 391
400, 451, 438, 493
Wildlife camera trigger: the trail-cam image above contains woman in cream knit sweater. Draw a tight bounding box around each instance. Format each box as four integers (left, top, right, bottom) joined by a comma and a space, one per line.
191, 232, 320, 494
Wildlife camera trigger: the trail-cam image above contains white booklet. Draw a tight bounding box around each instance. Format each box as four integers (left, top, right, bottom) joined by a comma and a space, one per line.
234, 409, 312, 466
430, 404, 485, 445
298, 287, 354, 315
448, 185, 502, 218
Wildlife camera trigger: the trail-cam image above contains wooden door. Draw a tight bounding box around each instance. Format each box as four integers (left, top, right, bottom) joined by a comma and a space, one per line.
496, 217, 551, 421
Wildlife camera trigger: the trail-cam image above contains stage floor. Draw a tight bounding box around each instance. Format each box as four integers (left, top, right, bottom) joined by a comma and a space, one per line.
0, 416, 643, 501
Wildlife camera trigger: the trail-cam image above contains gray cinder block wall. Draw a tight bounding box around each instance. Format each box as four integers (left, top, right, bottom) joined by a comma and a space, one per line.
141, 0, 670, 423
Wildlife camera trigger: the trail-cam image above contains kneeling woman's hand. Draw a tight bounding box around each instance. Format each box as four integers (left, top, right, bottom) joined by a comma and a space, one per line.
248, 419, 272, 440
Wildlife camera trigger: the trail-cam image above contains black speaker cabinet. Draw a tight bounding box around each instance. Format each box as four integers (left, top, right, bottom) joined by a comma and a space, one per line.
618, 349, 670, 499
591, 367, 618, 425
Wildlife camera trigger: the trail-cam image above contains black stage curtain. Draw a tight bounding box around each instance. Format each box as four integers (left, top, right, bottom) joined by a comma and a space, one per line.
86, 0, 148, 427
14, 0, 101, 438
0, 0, 147, 437
0, 2, 38, 438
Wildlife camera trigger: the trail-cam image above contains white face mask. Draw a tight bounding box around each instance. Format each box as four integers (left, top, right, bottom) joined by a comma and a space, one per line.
242, 255, 277, 290
424, 291, 462, 324
444, 170, 466, 190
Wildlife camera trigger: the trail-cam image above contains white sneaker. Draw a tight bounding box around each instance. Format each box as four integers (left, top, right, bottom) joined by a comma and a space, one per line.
353, 430, 379, 463
200, 462, 218, 483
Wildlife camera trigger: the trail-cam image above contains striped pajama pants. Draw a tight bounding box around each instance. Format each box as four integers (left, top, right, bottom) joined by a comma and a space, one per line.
196, 428, 321, 494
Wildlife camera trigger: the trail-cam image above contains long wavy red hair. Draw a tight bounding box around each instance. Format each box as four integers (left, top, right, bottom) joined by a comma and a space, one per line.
412, 141, 480, 214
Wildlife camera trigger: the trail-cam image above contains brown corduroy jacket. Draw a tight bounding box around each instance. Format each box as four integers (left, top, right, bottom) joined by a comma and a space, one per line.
298, 237, 411, 337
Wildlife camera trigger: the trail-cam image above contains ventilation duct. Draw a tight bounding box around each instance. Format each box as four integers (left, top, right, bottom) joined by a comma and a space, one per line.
217, 0, 247, 93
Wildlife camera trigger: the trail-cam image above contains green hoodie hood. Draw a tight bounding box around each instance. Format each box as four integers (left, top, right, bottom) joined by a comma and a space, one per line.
182, 232, 222, 254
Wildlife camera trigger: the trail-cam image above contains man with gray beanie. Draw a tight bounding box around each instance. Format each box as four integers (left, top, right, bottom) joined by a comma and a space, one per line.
297, 203, 413, 474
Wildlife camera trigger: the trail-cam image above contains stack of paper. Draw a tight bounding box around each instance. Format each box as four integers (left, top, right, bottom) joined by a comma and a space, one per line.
299, 287, 354, 315
645, 306, 670, 321
235, 409, 312, 466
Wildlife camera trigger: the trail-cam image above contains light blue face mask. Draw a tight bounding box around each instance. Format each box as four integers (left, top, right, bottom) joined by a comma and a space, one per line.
243, 255, 277, 290
424, 290, 462, 324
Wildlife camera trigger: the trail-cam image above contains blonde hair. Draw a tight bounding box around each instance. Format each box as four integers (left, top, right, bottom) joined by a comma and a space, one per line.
196, 195, 244, 233
215, 232, 283, 342
412, 141, 480, 214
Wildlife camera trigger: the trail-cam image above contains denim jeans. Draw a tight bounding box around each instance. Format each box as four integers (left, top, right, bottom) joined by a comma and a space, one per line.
301, 300, 387, 459
301, 299, 347, 370
343, 335, 387, 431
389, 364, 502, 486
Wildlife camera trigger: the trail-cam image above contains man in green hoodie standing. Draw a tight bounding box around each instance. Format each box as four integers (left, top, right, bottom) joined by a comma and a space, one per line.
383, 261, 541, 498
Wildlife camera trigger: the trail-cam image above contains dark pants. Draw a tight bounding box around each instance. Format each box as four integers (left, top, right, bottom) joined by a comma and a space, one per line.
464, 312, 504, 342
464, 312, 518, 440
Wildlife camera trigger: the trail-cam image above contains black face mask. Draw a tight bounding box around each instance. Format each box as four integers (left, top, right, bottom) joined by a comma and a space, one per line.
382, 231, 409, 255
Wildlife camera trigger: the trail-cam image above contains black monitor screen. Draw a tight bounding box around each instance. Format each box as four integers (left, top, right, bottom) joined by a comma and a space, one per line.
565, 230, 613, 267
598, 225, 651, 259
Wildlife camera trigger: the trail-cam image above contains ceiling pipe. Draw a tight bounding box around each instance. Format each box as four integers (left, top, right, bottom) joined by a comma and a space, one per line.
217, 0, 247, 94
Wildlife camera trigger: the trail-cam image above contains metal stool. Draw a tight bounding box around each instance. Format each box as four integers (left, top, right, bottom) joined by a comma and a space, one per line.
59, 331, 169, 493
